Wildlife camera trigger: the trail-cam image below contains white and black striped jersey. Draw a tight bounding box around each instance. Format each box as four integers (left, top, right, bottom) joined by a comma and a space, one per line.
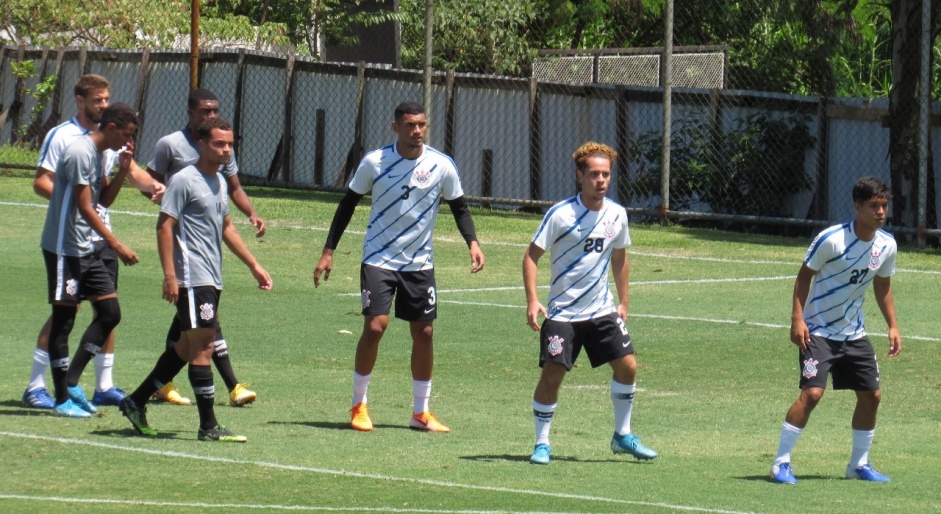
802, 222, 897, 340
348, 143, 464, 271
531, 195, 631, 322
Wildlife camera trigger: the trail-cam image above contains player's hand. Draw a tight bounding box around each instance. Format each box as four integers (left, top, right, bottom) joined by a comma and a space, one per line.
117, 144, 134, 170
617, 304, 628, 322
887, 327, 902, 357
789, 319, 810, 350
252, 264, 273, 291
162, 276, 179, 304
112, 242, 139, 266
526, 301, 547, 331
469, 241, 485, 273
249, 213, 266, 237
149, 181, 166, 204
313, 251, 333, 288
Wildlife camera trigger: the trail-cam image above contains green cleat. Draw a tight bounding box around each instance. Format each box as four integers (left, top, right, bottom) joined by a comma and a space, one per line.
119, 397, 157, 437
198, 425, 247, 443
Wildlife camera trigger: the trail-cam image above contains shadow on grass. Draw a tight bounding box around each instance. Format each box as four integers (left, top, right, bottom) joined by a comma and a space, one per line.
734, 474, 835, 482
268, 420, 414, 431
460, 454, 653, 464
91, 428, 185, 441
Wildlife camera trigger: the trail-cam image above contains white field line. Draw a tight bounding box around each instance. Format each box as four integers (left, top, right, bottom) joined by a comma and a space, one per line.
432, 299, 941, 342
0, 494, 602, 514
3, 200, 939, 274
0, 431, 754, 514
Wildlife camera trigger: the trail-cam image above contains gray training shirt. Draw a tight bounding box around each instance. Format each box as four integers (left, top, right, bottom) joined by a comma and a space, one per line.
160, 165, 231, 289
40, 136, 109, 256
148, 127, 238, 182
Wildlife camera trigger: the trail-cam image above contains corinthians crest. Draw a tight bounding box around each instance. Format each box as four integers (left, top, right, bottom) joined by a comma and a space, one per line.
602, 220, 617, 238
868, 250, 882, 270
547, 335, 565, 356
802, 357, 819, 379
413, 168, 431, 186
199, 302, 215, 321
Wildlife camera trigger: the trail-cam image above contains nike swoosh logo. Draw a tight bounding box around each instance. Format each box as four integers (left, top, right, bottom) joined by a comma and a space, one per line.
201, 192, 211, 197
622, 341, 630, 347
424, 307, 436, 314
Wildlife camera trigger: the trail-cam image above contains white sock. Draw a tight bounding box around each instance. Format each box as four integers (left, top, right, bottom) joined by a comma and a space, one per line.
849, 429, 875, 469
413, 379, 432, 414
94, 353, 114, 392
773, 422, 803, 465
27, 349, 50, 392
352, 371, 371, 407
533, 400, 557, 445
610, 380, 635, 436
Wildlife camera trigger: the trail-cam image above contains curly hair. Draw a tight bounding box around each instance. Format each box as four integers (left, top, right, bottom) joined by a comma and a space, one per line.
572, 142, 617, 172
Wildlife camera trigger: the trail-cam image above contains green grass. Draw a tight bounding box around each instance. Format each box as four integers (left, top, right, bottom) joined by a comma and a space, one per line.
1, 175, 940, 513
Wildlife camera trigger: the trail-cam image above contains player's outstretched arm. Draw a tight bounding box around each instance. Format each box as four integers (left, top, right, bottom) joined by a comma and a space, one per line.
873, 275, 902, 357
523, 243, 547, 331
222, 216, 272, 290
157, 213, 179, 304
314, 189, 364, 288
122, 151, 165, 204
789, 263, 814, 349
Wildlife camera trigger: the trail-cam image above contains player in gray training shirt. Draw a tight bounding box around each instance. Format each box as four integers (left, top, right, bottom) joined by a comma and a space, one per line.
40, 103, 142, 418
120, 117, 271, 442
145, 88, 264, 407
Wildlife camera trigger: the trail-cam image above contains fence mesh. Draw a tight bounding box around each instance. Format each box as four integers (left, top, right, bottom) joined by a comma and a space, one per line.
1, 1, 939, 238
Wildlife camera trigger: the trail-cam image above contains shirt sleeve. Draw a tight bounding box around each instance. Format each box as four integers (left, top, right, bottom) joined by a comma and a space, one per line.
803, 233, 832, 272
348, 156, 376, 195
440, 162, 465, 201
531, 211, 556, 251
613, 208, 631, 249
38, 133, 65, 172
147, 137, 170, 177
221, 151, 239, 178
876, 241, 897, 277
160, 175, 186, 220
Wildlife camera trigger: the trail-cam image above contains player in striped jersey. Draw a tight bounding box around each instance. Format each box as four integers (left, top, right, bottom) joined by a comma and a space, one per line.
770, 176, 902, 484
313, 101, 485, 433
523, 142, 657, 465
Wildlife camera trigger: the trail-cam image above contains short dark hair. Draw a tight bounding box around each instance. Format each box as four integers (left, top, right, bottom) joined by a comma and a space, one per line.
852, 176, 892, 204
188, 88, 219, 109
394, 101, 425, 122
197, 117, 233, 140
98, 103, 138, 130
74, 74, 109, 97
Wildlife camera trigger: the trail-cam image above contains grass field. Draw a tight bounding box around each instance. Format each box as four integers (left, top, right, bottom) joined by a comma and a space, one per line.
1, 174, 940, 514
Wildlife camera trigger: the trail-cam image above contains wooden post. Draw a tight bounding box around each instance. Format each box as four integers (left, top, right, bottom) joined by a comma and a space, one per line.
232, 49, 246, 160
9, 45, 26, 141
134, 48, 152, 149
528, 75, 541, 203
315, 109, 325, 186
281, 53, 296, 183
481, 149, 493, 205
444, 68, 455, 157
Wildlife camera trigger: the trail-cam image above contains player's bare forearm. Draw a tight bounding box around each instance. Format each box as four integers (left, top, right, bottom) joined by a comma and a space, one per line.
611, 248, 629, 311
156, 214, 178, 281
222, 216, 260, 268
789, 264, 814, 348
33, 169, 54, 199
873, 276, 902, 356
522, 244, 544, 305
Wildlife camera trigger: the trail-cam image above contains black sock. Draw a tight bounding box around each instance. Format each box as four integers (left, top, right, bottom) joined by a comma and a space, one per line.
131, 347, 187, 407
48, 304, 78, 404
68, 298, 121, 387
211, 338, 239, 391
189, 364, 217, 430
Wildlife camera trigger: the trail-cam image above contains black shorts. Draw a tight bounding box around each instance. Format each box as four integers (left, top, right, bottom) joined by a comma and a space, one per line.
176, 286, 221, 331
798, 335, 880, 391
539, 312, 634, 370
44, 249, 116, 303
360, 264, 437, 321
92, 240, 119, 291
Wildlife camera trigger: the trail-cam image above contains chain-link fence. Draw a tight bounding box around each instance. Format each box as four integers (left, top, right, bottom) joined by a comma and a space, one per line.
2, 1, 939, 238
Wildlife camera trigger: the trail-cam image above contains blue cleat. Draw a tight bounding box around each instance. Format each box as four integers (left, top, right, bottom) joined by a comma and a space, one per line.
53, 399, 92, 418
846, 463, 890, 482
611, 432, 658, 460
92, 387, 127, 406
771, 462, 798, 484
23, 387, 55, 409
530, 443, 551, 465
67, 385, 98, 414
